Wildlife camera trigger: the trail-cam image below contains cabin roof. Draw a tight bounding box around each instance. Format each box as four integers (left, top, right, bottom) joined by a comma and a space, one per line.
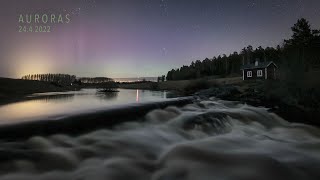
240, 61, 277, 70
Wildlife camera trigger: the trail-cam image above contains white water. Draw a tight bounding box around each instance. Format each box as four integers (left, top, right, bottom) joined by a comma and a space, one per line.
0, 98, 320, 180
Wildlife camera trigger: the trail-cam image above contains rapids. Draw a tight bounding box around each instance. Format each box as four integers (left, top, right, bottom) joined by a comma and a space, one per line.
0, 97, 319, 180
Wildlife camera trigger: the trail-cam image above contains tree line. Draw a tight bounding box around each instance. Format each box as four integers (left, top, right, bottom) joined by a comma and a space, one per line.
166, 18, 320, 81
79, 77, 114, 84
22, 74, 76, 85
21, 74, 115, 85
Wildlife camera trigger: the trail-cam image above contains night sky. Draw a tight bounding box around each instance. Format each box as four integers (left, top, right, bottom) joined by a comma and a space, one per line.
0, 0, 320, 78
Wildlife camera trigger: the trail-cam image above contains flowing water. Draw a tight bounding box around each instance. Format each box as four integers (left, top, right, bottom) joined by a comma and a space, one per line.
0, 97, 319, 179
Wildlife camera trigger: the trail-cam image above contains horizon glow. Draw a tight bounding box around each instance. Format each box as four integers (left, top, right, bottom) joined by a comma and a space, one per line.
0, 0, 320, 78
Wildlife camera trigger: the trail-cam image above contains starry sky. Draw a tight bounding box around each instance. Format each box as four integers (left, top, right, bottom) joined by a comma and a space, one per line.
0, 0, 320, 78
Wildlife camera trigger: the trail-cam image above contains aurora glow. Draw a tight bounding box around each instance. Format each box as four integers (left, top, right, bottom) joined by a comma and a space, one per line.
0, 0, 320, 78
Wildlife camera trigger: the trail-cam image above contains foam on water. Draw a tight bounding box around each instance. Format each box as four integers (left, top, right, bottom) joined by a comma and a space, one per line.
0, 98, 320, 180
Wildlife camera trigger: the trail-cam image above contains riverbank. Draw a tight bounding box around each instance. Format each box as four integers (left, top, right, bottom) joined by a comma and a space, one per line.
0, 78, 80, 105
118, 77, 242, 92
119, 77, 320, 127
0, 76, 241, 103
195, 80, 320, 127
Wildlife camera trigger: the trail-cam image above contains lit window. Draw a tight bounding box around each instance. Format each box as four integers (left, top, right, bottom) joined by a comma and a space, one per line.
257, 70, 263, 77
247, 71, 252, 77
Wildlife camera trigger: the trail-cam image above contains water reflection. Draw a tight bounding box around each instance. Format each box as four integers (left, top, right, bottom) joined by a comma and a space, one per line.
0, 89, 176, 124
136, 89, 139, 102
95, 91, 119, 100
29, 94, 75, 103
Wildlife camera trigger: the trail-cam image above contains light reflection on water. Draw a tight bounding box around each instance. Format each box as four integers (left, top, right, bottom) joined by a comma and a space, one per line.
0, 89, 173, 124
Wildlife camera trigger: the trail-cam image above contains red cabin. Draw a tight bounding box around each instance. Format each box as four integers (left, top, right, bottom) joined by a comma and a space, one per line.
241, 60, 278, 80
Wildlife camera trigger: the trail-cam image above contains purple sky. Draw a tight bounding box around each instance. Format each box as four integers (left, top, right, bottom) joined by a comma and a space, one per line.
0, 0, 320, 78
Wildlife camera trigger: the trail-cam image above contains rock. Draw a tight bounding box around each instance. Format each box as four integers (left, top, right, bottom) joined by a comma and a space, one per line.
195, 85, 241, 99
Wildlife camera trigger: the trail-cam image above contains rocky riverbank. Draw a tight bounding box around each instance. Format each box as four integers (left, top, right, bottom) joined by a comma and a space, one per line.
195, 82, 320, 127
118, 77, 320, 127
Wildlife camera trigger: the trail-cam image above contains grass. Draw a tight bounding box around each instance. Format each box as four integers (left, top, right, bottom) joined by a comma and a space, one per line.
118, 77, 242, 93
183, 79, 211, 94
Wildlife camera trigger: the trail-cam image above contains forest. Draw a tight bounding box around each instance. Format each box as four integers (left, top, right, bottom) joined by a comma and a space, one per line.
21, 74, 114, 85
166, 18, 320, 81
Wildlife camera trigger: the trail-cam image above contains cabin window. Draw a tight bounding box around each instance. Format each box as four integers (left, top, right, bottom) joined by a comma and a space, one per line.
257, 70, 263, 77
247, 71, 252, 77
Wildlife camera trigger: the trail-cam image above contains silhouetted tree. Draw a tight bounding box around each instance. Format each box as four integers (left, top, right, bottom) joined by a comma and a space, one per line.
22, 73, 77, 85
161, 75, 165, 82
285, 18, 314, 47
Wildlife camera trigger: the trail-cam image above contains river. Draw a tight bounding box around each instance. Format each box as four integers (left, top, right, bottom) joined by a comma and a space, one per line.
0, 89, 174, 124
0, 92, 319, 179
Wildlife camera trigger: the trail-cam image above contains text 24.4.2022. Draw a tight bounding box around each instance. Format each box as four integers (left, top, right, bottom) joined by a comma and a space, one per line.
18, 26, 51, 33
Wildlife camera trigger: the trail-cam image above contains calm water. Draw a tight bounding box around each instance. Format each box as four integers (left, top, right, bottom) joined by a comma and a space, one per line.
0, 89, 175, 124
